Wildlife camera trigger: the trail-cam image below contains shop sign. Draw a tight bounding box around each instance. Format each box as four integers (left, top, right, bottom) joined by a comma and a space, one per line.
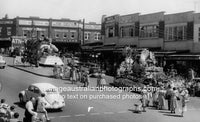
85, 24, 101, 30
33, 20, 49, 26
0, 21, 13, 24
52, 21, 79, 28
105, 15, 119, 23
55, 39, 78, 43
19, 20, 32, 25
11, 36, 27, 46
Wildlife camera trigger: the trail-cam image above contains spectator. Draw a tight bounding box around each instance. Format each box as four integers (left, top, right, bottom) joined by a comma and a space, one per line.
165, 85, 173, 111
36, 93, 50, 121
180, 88, 189, 117
170, 87, 179, 113
24, 97, 37, 122
7, 105, 15, 119
158, 86, 166, 110
9, 112, 20, 122
140, 88, 148, 112
100, 73, 107, 87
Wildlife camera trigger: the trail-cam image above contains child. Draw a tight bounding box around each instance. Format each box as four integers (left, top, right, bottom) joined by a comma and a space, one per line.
140, 88, 148, 112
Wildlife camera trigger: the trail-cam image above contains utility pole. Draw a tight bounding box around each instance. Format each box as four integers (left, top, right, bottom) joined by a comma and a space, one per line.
82, 19, 85, 45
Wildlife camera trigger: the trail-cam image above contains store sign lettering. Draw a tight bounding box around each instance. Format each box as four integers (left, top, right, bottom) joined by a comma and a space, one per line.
19, 20, 32, 25
56, 39, 78, 43
0, 21, 13, 24
33, 20, 49, 26
52, 21, 78, 28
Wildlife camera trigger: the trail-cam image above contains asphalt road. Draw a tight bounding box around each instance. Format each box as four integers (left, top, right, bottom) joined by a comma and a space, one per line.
0, 58, 200, 122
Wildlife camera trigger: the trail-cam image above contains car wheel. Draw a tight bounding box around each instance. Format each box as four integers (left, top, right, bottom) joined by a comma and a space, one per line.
19, 94, 24, 103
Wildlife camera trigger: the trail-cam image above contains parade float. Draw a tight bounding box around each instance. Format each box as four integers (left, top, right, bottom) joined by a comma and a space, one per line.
23, 37, 64, 67
114, 46, 165, 88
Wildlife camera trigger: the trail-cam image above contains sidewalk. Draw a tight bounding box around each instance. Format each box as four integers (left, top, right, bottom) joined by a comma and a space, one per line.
4, 56, 54, 77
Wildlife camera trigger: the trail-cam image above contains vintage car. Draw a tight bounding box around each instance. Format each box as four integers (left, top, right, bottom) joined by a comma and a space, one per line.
0, 55, 6, 69
84, 62, 101, 77
19, 83, 65, 110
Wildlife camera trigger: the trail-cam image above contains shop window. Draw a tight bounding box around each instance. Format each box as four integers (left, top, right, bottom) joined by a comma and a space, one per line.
94, 33, 101, 40
7, 27, 11, 36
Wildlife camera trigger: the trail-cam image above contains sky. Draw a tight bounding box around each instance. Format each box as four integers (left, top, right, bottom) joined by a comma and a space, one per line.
0, 0, 200, 23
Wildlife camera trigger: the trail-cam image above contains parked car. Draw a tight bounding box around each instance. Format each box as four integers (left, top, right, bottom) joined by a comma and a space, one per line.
0, 55, 6, 69
84, 62, 101, 77
19, 83, 65, 110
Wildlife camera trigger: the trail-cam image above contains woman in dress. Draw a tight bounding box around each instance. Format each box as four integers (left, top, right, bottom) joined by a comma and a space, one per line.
158, 86, 166, 110
180, 88, 189, 117
170, 87, 179, 113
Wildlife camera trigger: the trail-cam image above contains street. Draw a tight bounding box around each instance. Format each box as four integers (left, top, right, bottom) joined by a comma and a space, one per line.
0, 57, 200, 122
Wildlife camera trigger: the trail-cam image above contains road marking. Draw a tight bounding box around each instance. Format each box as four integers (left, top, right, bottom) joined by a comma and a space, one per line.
60, 115, 71, 118
90, 113, 100, 115
104, 112, 114, 114
117, 111, 128, 113
75, 114, 86, 117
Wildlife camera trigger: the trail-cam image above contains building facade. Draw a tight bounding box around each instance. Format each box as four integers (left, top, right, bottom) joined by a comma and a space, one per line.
0, 16, 101, 54
100, 11, 200, 76
0, 17, 15, 51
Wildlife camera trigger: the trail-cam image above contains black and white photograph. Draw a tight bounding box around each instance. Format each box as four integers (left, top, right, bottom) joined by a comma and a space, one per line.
0, 0, 200, 122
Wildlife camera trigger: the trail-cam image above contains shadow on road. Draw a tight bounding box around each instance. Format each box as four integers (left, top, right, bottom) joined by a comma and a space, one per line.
128, 109, 142, 114
14, 101, 63, 113
159, 111, 172, 114
163, 113, 183, 117
14, 101, 25, 109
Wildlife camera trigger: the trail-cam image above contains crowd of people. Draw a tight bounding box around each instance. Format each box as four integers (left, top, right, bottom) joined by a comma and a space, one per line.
53, 60, 107, 88
0, 99, 20, 122
0, 93, 50, 122
137, 83, 190, 117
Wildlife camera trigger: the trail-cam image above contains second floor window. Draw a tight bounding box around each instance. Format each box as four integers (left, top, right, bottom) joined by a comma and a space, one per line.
0, 27, 2, 36
107, 26, 114, 38
121, 26, 135, 38
94, 33, 101, 40
199, 27, 200, 42
165, 25, 187, 41
139, 25, 159, 38
7, 27, 11, 36
84, 32, 90, 40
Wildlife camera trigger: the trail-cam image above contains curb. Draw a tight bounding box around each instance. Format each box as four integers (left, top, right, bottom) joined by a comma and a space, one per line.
8, 65, 53, 78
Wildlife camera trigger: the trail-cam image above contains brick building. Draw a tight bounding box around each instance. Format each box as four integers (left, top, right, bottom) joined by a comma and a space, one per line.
0, 16, 101, 54
100, 11, 200, 76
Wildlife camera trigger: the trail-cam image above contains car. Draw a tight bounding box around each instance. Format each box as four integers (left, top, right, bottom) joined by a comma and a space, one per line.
19, 83, 65, 110
0, 55, 6, 69
87, 62, 101, 77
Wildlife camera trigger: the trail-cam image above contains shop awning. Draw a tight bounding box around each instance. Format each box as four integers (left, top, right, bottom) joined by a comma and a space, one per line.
166, 53, 200, 60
